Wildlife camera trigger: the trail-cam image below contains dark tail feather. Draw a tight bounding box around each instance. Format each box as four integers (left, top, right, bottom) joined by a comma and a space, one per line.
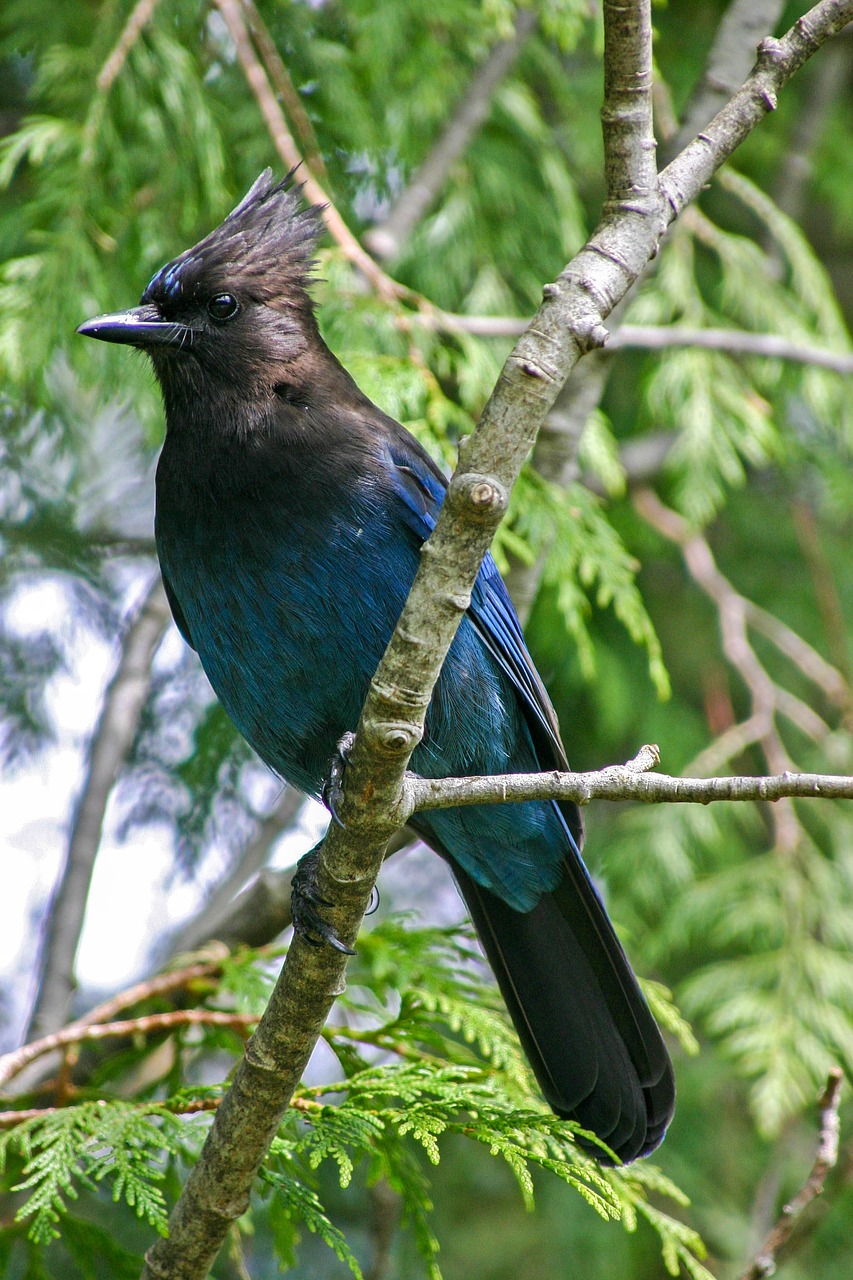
451, 858, 675, 1164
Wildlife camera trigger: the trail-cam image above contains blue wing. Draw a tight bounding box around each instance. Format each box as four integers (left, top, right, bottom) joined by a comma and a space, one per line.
381, 430, 573, 784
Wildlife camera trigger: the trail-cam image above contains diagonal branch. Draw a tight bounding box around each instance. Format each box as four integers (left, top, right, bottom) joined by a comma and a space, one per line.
366, 9, 538, 261
96, 0, 165, 95
139, 5, 853, 1277
212, 0, 409, 303
26, 576, 171, 1041
740, 1068, 843, 1280
240, 0, 329, 180
670, 0, 787, 152
658, 2, 853, 226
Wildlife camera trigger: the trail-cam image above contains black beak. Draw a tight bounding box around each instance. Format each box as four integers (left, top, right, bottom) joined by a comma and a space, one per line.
77, 305, 194, 350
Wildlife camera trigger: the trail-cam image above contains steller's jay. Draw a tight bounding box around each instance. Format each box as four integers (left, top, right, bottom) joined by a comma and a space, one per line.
78, 172, 674, 1161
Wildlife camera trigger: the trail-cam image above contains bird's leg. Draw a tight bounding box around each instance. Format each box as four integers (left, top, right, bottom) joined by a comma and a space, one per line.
321, 730, 356, 827
290, 840, 356, 955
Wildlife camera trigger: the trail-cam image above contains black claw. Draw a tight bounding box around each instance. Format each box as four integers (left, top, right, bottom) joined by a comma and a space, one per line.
365, 886, 380, 917
291, 842, 356, 955
322, 731, 356, 827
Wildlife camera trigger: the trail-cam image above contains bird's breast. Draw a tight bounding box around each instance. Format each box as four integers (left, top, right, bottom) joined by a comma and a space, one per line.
155, 474, 414, 793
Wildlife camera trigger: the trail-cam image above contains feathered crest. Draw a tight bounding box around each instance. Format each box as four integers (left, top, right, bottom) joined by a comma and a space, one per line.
142, 169, 322, 309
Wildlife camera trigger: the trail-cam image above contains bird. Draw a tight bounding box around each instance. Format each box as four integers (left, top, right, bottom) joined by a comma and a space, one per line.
78, 171, 675, 1162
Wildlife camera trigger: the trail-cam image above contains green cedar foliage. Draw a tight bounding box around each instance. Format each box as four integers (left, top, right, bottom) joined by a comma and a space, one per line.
0, 920, 710, 1279
1, 0, 853, 1276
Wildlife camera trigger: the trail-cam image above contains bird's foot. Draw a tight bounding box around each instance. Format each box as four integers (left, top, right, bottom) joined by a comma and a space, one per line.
322, 731, 356, 827
290, 842, 356, 955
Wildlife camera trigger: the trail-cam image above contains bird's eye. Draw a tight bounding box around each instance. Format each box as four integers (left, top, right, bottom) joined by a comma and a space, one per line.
207, 293, 240, 322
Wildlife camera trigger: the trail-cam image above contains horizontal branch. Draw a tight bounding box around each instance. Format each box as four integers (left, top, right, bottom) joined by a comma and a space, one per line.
427, 314, 853, 373
0, 1009, 255, 1091
404, 751, 853, 815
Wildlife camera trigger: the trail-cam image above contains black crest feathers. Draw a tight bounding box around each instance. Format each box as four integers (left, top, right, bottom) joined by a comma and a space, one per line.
143, 169, 322, 311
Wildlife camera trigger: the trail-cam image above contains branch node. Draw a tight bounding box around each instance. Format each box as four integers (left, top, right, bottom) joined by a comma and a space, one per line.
758, 36, 786, 62
625, 743, 661, 773
378, 723, 423, 754
452, 473, 509, 519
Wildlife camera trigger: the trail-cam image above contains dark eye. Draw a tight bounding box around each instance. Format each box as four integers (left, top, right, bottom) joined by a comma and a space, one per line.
207, 292, 240, 322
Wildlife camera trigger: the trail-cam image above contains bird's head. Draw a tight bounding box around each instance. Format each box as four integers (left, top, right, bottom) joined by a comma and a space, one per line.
77, 170, 324, 400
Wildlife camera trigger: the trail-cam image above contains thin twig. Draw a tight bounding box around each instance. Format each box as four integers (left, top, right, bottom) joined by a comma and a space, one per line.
96, 0, 164, 95
366, 9, 537, 260
614, 324, 853, 370
1, 1010, 255, 1091
213, 0, 408, 303
426, 313, 853, 372
76, 958, 225, 1030
1, 959, 224, 1090
405, 759, 853, 815
241, 0, 329, 179
26, 577, 172, 1040
634, 488, 851, 850
740, 1068, 843, 1280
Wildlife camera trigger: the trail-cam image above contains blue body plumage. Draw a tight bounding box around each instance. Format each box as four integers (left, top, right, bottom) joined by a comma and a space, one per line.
78, 172, 675, 1161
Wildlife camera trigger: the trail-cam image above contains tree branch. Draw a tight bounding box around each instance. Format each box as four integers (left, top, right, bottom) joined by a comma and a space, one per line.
95, 0, 164, 95
366, 9, 537, 261
169, 786, 305, 955
600, 0, 657, 207
240, 0, 329, 180
659, 3, 853, 226
1, 960, 224, 1091
418, 312, 853, 373
611, 324, 853, 370
26, 577, 171, 1041
139, 4, 853, 1276
671, 0, 787, 152
0, 1010, 255, 1092
740, 1068, 843, 1280
212, 0, 409, 303
404, 756, 853, 815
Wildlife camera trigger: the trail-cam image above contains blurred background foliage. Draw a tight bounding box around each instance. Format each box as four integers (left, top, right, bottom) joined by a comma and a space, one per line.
1, 0, 853, 1276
